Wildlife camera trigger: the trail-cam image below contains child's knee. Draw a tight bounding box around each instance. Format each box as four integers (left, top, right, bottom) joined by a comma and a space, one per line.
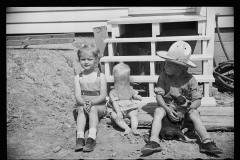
89, 105, 97, 113
154, 107, 165, 117
187, 109, 200, 119
77, 106, 84, 114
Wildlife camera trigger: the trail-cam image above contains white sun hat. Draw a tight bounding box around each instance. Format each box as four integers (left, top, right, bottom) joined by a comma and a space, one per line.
157, 41, 197, 68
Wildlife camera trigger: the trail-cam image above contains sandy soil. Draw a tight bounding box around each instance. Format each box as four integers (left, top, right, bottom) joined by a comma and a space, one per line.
7, 37, 234, 159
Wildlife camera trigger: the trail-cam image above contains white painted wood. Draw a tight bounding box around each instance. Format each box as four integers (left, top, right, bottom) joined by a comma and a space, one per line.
105, 75, 215, 83
115, 25, 126, 37
107, 15, 206, 25
103, 35, 211, 43
123, 96, 217, 107
6, 22, 112, 34
129, 7, 196, 16
6, 9, 128, 23
215, 16, 234, 28
196, 7, 206, 16
105, 62, 110, 77
100, 55, 213, 62
6, 7, 128, 12
215, 7, 234, 15
206, 7, 216, 61
201, 97, 216, 106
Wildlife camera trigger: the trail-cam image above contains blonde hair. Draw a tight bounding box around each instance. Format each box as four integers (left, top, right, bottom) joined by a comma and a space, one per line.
113, 63, 131, 88
77, 44, 100, 71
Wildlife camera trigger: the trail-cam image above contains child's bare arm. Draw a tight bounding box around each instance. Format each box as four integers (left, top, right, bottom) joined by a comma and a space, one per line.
90, 73, 107, 105
74, 75, 86, 106
133, 94, 142, 101
187, 99, 201, 111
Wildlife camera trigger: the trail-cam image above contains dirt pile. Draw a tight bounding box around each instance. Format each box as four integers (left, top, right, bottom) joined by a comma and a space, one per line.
6, 38, 89, 158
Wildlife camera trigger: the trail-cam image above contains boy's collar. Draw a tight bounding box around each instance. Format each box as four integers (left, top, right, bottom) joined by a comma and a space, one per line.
182, 70, 190, 78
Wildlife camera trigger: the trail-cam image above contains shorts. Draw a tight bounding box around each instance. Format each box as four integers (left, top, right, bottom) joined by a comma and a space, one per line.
73, 102, 108, 122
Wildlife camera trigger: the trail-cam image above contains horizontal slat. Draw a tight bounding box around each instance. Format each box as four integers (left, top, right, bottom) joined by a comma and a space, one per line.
129, 8, 196, 16
103, 35, 211, 43
105, 75, 215, 83
6, 33, 75, 40
6, 7, 128, 13
6, 22, 112, 34
6, 38, 74, 46
6, 9, 128, 23
107, 15, 206, 25
100, 55, 213, 62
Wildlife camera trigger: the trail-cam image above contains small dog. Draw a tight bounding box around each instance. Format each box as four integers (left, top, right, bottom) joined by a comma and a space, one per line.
144, 94, 196, 143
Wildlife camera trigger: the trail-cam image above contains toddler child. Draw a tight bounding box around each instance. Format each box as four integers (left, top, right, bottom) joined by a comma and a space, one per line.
107, 63, 142, 136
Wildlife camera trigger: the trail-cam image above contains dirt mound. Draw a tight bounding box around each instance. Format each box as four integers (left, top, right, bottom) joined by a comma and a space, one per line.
6, 37, 89, 158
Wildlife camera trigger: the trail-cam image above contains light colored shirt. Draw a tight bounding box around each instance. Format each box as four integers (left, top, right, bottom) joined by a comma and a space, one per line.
155, 70, 202, 104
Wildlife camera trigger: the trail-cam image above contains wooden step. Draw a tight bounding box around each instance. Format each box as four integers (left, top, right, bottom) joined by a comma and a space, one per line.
104, 35, 211, 43
107, 15, 206, 25
135, 105, 233, 131
105, 75, 215, 83
100, 54, 213, 63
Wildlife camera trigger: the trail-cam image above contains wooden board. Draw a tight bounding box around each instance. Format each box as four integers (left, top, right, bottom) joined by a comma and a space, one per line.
135, 105, 234, 131
6, 38, 74, 46
6, 22, 112, 34
104, 35, 211, 43
6, 9, 128, 23
100, 54, 213, 62
129, 7, 196, 16
6, 33, 75, 40
107, 15, 206, 25
104, 75, 215, 83
93, 26, 109, 73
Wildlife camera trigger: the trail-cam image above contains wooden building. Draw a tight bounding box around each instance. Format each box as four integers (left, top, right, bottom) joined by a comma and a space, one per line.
6, 7, 233, 70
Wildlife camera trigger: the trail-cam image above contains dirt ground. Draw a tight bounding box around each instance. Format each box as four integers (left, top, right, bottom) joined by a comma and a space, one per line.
7, 37, 234, 159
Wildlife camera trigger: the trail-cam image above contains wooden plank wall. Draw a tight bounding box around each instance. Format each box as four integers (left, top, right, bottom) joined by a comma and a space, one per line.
6, 7, 128, 34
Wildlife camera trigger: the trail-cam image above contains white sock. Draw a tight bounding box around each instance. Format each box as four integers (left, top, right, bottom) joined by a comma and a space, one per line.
77, 131, 84, 138
88, 128, 97, 140
150, 136, 160, 144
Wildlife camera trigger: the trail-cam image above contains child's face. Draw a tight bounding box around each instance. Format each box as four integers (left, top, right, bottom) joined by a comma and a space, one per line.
164, 61, 181, 76
79, 52, 97, 71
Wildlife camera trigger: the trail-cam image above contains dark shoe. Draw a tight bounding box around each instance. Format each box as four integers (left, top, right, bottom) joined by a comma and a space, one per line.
83, 138, 96, 152
75, 138, 85, 151
141, 141, 162, 155
200, 140, 222, 154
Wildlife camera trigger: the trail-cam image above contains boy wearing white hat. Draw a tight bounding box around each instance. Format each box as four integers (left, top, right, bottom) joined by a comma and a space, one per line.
141, 41, 222, 155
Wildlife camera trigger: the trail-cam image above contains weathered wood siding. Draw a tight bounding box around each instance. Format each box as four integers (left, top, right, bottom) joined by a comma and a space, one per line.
6, 7, 128, 34
6, 7, 233, 34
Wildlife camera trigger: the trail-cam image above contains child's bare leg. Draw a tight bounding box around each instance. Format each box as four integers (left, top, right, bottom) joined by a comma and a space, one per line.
150, 107, 166, 142
128, 109, 140, 135
87, 105, 105, 139
187, 109, 211, 142
76, 107, 87, 138
111, 112, 131, 135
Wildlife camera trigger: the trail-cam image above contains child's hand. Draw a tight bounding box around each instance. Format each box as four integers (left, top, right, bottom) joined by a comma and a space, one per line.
116, 112, 123, 122
84, 101, 92, 113
166, 107, 180, 122
133, 95, 142, 101
176, 112, 184, 121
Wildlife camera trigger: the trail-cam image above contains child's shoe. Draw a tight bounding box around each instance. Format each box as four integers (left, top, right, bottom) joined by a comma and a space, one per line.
200, 139, 222, 154
75, 138, 85, 151
141, 141, 162, 155
83, 138, 96, 152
